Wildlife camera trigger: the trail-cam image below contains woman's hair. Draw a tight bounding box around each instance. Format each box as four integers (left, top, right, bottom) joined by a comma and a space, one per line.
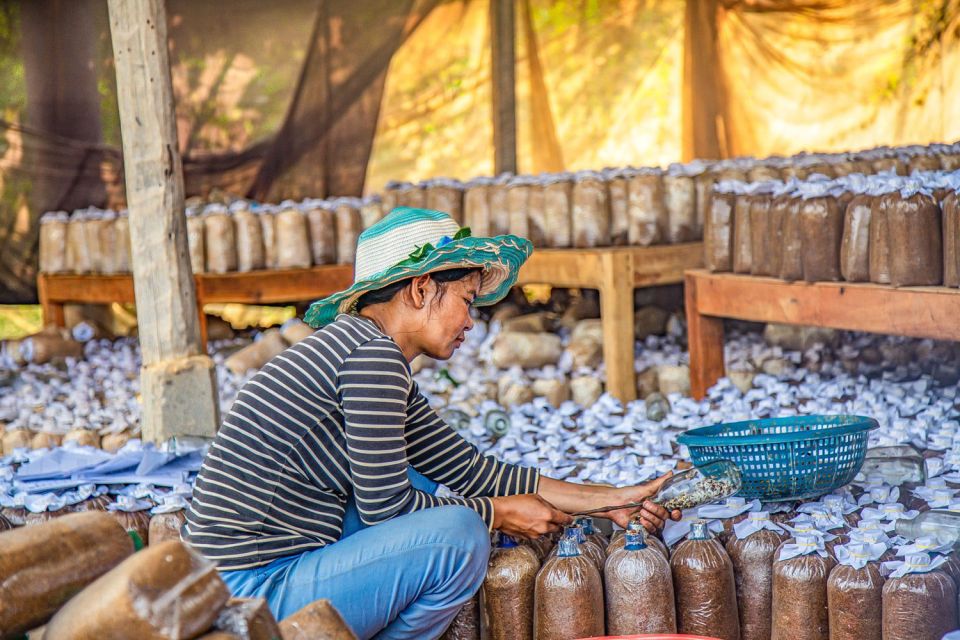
355, 267, 481, 312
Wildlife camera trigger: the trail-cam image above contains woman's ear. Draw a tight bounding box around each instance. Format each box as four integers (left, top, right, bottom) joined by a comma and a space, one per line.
408, 274, 433, 310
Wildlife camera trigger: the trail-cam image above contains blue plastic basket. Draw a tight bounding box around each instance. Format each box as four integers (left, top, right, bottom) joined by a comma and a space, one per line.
676, 415, 878, 502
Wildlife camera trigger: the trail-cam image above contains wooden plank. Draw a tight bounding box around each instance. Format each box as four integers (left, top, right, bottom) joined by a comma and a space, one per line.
37, 273, 66, 327
516, 249, 605, 288
631, 242, 704, 286
39, 274, 137, 305
196, 265, 354, 305
598, 251, 638, 403
109, 0, 202, 366
685, 271, 725, 400
689, 270, 960, 342
490, 0, 517, 174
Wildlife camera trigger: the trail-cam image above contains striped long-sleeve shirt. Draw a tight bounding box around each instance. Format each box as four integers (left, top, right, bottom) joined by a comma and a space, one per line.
184, 314, 539, 570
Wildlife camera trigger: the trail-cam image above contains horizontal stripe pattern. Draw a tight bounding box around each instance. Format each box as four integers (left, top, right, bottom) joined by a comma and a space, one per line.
185, 314, 538, 570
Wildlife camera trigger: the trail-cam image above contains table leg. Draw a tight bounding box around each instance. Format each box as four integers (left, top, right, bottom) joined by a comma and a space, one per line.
599, 252, 638, 403
37, 273, 66, 328
685, 272, 725, 400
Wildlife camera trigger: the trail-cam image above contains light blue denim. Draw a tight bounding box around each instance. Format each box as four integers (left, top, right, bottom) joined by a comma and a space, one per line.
220, 470, 490, 640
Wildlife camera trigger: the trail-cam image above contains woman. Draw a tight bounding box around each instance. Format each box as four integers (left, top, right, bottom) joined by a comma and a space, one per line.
185, 207, 681, 639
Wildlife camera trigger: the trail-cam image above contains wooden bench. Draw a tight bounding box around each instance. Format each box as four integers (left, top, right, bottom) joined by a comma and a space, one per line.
37, 242, 704, 402
684, 269, 960, 400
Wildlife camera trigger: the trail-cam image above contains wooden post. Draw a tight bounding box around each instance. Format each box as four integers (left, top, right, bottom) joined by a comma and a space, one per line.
684, 271, 725, 400
108, 0, 220, 442
598, 251, 637, 403
490, 0, 517, 174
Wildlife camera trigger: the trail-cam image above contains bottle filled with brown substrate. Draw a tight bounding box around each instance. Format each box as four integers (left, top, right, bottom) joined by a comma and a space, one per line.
882, 553, 958, 640
483, 534, 540, 640
669, 519, 740, 640
725, 511, 787, 640
770, 535, 836, 640
826, 542, 886, 640
533, 536, 604, 640
440, 593, 481, 640
552, 524, 605, 574
604, 530, 676, 635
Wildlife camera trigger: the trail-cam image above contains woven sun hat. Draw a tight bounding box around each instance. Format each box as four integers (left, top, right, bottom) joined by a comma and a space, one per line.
304, 207, 532, 327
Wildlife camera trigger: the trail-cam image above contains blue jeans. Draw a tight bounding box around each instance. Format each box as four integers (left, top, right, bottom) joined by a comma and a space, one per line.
220, 471, 490, 640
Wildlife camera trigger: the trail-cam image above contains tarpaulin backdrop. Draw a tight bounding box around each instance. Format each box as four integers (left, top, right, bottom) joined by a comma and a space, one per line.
0, 0, 958, 301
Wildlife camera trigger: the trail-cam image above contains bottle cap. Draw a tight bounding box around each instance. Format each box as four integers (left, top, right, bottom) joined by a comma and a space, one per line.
557, 537, 580, 557
689, 520, 712, 540
624, 531, 647, 551
499, 534, 518, 548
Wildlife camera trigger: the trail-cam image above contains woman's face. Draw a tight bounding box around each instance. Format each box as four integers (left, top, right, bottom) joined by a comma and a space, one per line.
417, 272, 481, 360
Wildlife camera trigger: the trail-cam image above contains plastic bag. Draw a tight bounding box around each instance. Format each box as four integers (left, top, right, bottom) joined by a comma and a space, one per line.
604, 531, 677, 635
335, 203, 363, 265
764, 195, 792, 278
213, 597, 282, 640
506, 177, 532, 240
275, 206, 312, 269
0, 512, 134, 637
543, 176, 573, 248
234, 209, 266, 272
488, 177, 511, 236
45, 540, 231, 640
627, 169, 667, 247
185, 211, 205, 274
425, 179, 464, 224
306, 205, 337, 265
732, 194, 754, 273
840, 194, 874, 282
827, 561, 883, 640
533, 536, 604, 640
483, 535, 539, 640
606, 170, 630, 245
944, 192, 960, 287
882, 559, 957, 640
204, 208, 238, 273
464, 179, 493, 237
779, 195, 804, 280
39, 211, 69, 273
726, 520, 786, 640
664, 169, 697, 243
886, 192, 942, 286
800, 196, 844, 282
440, 593, 480, 640
771, 538, 836, 640
704, 191, 735, 272
525, 181, 549, 247
66, 211, 92, 273
869, 193, 894, 284
278, 599, 357, 640
149, 510, 187, 546
694, 171, 718, 238
749, 193, 774, 276
571, 172, 611, 247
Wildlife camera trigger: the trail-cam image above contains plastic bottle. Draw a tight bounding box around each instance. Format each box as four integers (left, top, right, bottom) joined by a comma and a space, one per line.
669, 519, 740, 640
882, 553, 958, 640
558, 525, 604, 574
771, 535, 836, 640
483, 534, 539, 640
895, 510, 960, 545
574, 516, 608, 549
604, 530, 677, 634
654, 459, 742, 512
607, 519, 669, 561
533, 536, 604, 640
826, 543, 884, 640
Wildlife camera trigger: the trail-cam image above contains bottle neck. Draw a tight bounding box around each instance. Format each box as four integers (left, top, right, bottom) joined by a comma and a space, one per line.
624, 531, 647, 551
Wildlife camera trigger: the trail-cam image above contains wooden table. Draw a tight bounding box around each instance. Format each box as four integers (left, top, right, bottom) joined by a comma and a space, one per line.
684, 269, 960, 399
37, 242, 703, 402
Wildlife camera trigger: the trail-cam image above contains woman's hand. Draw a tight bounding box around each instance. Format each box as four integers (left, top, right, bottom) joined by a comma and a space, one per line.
491, 494, 573, 540
590, 473, 682, 533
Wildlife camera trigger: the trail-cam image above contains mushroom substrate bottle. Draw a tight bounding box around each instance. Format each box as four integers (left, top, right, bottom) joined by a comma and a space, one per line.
604, 529, 677, 635
669, 519, 740, 640
770, 535, 836, 640
483, 534, 539, 640
881, 552, 958, 640
826, 541, 886, 640
533, 535, 604, 640
724, 510, 787, 640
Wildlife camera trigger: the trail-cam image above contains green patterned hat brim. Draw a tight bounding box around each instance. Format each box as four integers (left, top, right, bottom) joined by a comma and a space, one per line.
304, 234, 532, 328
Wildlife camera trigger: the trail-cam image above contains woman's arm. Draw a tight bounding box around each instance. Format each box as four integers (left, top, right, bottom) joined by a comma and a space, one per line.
535, 474, 681, 531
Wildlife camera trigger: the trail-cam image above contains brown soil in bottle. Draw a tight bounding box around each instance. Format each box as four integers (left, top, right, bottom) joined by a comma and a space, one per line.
483, 544, 539, 640
840, 194, 874, 282
670, 536, 740, 640
779, 197, 804, 280
749, 194, 774, 276
440, 593, 480, 640
800, 196, 844, 282
886, 192, 943, 286
534, 552, 604, 640
882, 570, 958, 640
604, 542, 677, 634
705, 192, 735, 272
770, 541, 836, 640
149, 511, 187, 546
944, 192, 960, 287
732, 195, 754, 274
826, 562, 883, 640
726, 528, 787, 640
